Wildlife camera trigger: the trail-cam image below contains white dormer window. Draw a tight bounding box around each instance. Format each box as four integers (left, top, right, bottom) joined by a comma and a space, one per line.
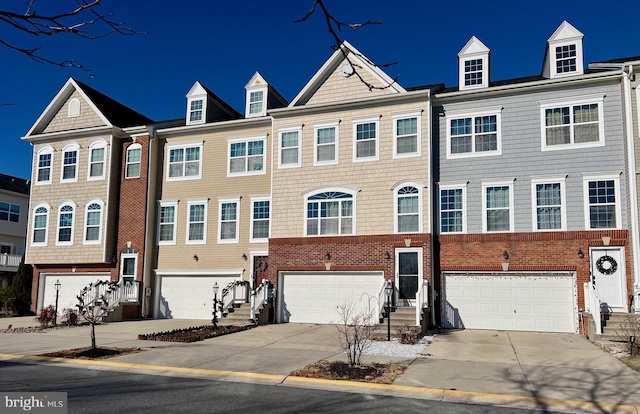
185, 81, 208, 125
544, 21, 584, 79
245, 72, 269, 118
189, 99, 204, 123
458, 37, 490, 91
248, 90, 265, 117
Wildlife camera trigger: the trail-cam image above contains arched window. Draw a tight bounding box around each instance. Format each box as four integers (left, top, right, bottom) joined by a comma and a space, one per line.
60, 142, 80, 182
84, 201, 103, 243
57, 203, 75, 244
393, 181, 423, 233
88, 140, 107, 179
125, 143, 142, 178
32, 204, 50, 245
36, 146, 54, 184
305, 190, 355, 236
68, 98, 80, 117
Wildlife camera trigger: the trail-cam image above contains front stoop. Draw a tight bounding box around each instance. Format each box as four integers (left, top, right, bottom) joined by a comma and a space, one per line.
221, 303, 256, 327
585, 312, 638, 348
374, 306, 421, 338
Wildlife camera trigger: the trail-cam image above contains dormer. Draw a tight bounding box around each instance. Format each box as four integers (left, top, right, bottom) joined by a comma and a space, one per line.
185, 81, 241, 125
458, 36, 490, 91
245, 72, 287, 118
543, 20, 584, 79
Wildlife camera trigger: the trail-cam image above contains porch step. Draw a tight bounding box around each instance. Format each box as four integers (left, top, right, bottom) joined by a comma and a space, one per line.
221, 303, 254, 326
375, 307, 421, 337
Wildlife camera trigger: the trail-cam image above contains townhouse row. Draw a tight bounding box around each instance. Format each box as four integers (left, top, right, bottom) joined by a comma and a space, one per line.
23, 21, 640, 334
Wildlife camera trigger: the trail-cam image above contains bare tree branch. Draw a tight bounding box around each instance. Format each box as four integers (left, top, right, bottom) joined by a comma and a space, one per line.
296, 0, 398, 91
0, 0, 145, 76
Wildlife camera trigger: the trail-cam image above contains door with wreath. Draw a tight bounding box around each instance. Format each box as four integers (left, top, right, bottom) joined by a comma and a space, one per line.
590, 247, 626, 311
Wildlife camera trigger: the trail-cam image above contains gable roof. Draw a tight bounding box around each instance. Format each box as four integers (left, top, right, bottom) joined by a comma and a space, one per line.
289, 40, 405, 106
186, 80, 242, 120
24, 78, 152, 138
0, 173, 29, 195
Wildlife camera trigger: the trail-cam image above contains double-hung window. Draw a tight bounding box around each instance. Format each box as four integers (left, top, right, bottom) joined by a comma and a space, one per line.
84, 201, 103, 244
36, 149, 53, 184
439, 183, 467, 233
583, 174, 621, 229
314, 122, 339, 165
482, 180, 514, 232
251, 197, 270, 242
186, 200, 208, 244
541, 96, 604, 150
464, 59, 484, 86
158, 201, 177, 245
57, 203, 75, 245
556, 44, 577, 74
61, 143, 79, 182
531, 177, 566, 231
305, 190, 354, 236
125, 144, 142, 178
0, 202, 20, 223
249, 90, 264, 116
279, 126, 302, 168
447, 109, 501, 158
353, 116, 380, 161
228, 137, 265, 176
167, 143, 202, 180
393, 110, 421, 158
218, 198, 239, 243
189, 99, 204, 124
395, 185, 421, 233
88, 141, 106, 180
32, 204, 49, 245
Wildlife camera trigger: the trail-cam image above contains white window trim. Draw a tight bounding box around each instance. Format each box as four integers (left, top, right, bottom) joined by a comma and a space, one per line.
278, 125, 302, 169
445, 107, 502, 159
0, 243, 14, 255
313, 120, 340, 166
530, 175, 567, 232
395, 247, 424, 277
439, 181, 468, 234
303, 186, 357, 237
31, 202, 50, 247
250, 196, 271, 243
459, 56, 489, 90
87, 139, 107, 181
246, 87, 267, 118
540, 95, 605, 151
158, 200, 178, 245
166, 142, 203, 181
218, 197, 240, 244
83, 198, 104, 245
120, 249, 138, 282
56, 201, 76, 246
582, 173, 622, 230
68, 98, 80, 118
393, 110, 422, 159
186, 199, 209, 245
352, 115, 380, 162
392, 180, 423, 234
125, 143, 142, 179
35, 146, 54, 185
187, 96, 206, 125
550, 40, 584, 79
227, 136, 267, 177
482, 179, 515, 233
60, 142, 80, 183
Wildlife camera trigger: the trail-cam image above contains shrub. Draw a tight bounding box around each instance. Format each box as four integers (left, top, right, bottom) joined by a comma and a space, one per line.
397, 325, 419, 344
615, 314, 640, 356
335, 303, 374, 366
35, 305, 56, 328
61, 308, 79, 326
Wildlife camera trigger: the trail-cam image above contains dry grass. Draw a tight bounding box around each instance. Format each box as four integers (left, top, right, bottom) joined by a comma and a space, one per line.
41, 346, 143, 360
290, 360, 406, 384
619, 356, 640, 372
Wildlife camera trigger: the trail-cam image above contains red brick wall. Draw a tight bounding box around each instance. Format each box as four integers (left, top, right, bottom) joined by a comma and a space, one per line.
268, 233, 433, 287
436, 230, 631, 318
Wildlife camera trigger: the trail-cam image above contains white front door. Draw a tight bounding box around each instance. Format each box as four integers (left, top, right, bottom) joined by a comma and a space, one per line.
590, 247, 626, 310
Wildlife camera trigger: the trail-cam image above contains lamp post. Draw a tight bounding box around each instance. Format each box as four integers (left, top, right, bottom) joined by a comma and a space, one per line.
54, 279, 61, 326
385, 281, 393, 341
212, 282, 219, 330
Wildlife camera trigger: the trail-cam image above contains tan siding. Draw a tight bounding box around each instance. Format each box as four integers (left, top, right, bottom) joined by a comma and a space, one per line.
272, 100, 431, 238
306, 59, 395, 106
155, 123, 271, 277
42, 91, 107, 133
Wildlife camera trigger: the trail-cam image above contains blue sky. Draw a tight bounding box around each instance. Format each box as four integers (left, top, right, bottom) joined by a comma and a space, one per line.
2, 0, 639, 180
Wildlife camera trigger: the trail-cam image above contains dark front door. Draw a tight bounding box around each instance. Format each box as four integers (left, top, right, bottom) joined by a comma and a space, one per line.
253, 256, 269, 288
398, 251, 418, 300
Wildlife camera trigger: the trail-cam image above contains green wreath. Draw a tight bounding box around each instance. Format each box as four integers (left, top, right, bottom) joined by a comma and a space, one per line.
596, 255, 618, 275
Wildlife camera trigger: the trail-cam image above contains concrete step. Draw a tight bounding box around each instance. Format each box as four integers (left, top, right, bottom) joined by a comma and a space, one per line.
221, 304, 254, 326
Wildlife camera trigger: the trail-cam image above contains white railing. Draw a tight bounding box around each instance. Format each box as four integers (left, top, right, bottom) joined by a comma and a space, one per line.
221, 281, 249, 314
416, 280, 429, 326
78, 280, 140, 309
0, 253, 21, 270
378, 279, 392, 322
250, 279, 271, 321
584, 282, 602, 335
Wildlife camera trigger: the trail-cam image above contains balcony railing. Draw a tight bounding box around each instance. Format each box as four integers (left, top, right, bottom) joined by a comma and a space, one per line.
0, 253, 21, 271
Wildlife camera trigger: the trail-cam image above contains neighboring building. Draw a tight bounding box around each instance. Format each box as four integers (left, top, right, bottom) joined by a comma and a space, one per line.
0, 173, 30, 288
434, 21, 636, 333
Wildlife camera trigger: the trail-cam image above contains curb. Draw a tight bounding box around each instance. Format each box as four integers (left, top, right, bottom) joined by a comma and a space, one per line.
1, 353, 638, 414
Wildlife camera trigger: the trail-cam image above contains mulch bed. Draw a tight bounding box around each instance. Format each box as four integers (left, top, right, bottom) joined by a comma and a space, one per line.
290, 360, 407, 384
137, 324, 252, 343
41, 346, 143, 360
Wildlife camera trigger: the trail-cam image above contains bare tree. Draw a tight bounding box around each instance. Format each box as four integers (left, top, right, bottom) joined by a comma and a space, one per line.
335, 302, 375, 366
76, 280, 119, 350
296, 0, 398, 91
0, 0, 143, 76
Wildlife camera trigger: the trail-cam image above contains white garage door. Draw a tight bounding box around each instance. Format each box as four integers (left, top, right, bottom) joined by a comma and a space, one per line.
444, 273, 576, 333
41, 273, 110, 312
279, 272, 384, 324
156, 275, 241, 319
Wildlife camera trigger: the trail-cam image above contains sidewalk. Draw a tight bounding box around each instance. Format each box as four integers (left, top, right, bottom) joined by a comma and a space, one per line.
2, 316, 640, 413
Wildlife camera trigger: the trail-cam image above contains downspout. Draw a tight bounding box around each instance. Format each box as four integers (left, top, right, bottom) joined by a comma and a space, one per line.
628, 65, 640, 305
141, 127, 156, 318
427, 93, 436, 327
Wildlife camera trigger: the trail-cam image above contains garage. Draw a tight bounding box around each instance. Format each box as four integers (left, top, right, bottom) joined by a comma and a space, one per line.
39, 273, 110, 312
278, 271, 385, 324
443, 273, 576, 333
155, 274, 241, 319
